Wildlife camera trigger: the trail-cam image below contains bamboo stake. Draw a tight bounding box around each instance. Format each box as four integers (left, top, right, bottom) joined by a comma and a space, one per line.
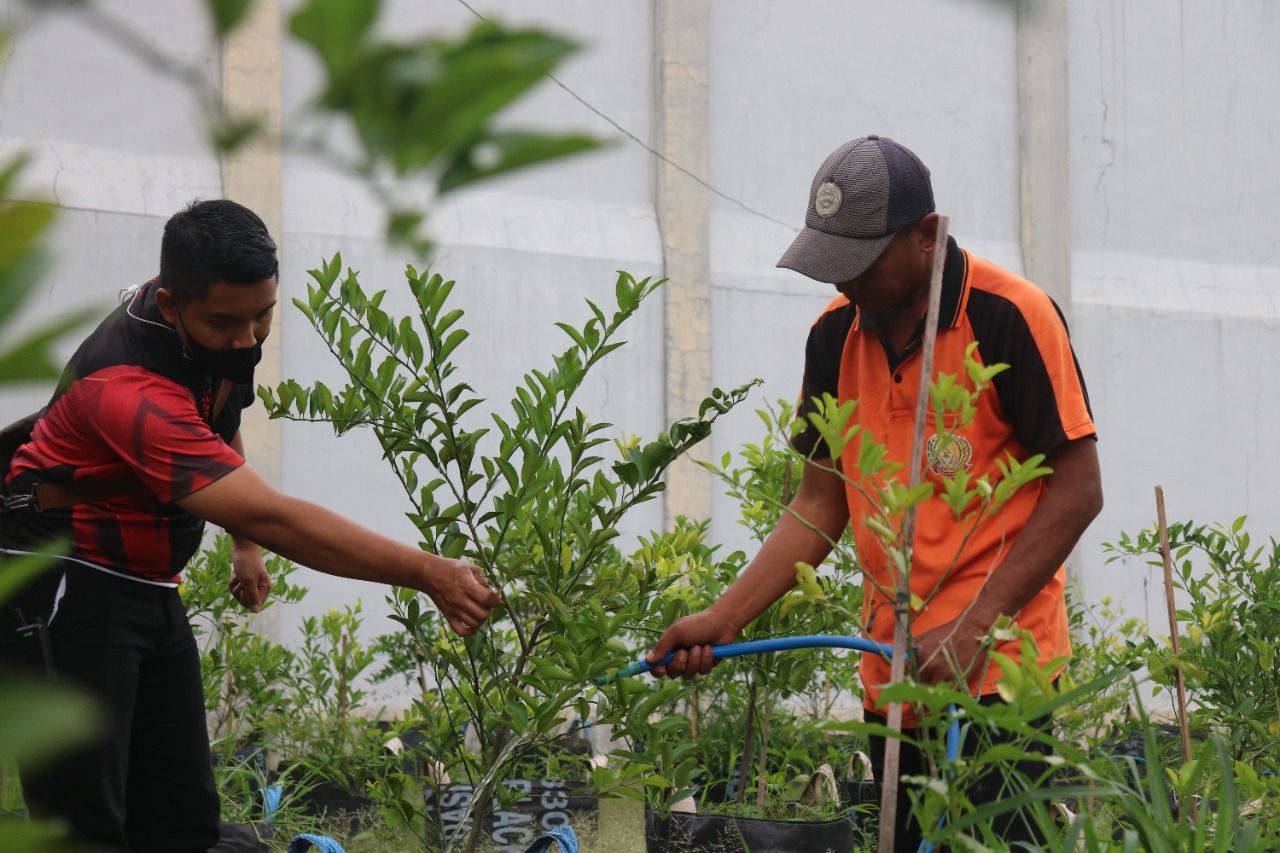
1155, 485, 1197, 823
878, 215, 950, 853
735, 681, 757, 805
755, 709, 769, 814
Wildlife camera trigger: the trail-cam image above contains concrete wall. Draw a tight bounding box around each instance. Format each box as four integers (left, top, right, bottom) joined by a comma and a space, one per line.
2, 1, 1278, 672
274, 0, 664, 651
1067, 0, 1280, 625
705, 0, 1025, 553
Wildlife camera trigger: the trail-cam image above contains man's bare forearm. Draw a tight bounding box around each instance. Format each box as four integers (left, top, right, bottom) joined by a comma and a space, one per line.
226, 431, 262, 555
244, 494, 433, 588
645, 459, 853, 676
180, 464, 440, 591
710, 462, 850, 632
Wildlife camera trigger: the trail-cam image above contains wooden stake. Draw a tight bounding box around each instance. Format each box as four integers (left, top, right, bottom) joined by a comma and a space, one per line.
878, 215, 950, 853
736, 680, 757, 806
755, 709, 770, 814
1155, 485, 1197, 823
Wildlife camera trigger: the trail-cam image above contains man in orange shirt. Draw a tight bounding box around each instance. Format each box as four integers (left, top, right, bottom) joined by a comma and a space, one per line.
647, 136, 1103, 850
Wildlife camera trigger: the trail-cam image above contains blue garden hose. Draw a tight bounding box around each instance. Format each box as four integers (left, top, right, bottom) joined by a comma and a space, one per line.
287, 834, 346, 853
595, 634, 894, 684
598, 633, 962, 853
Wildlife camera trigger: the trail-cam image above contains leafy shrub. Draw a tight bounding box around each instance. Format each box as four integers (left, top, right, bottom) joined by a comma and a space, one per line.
260, 259, 755, 850
1106, 518, 1280, 768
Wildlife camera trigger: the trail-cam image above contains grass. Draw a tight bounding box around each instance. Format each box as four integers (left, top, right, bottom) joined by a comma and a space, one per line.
593, 797, 646, 853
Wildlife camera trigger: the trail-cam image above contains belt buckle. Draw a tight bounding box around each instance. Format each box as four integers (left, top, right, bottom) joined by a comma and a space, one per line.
1, 493, 37, 513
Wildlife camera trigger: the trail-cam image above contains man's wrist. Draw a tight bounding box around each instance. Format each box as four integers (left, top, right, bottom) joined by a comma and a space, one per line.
706, 601, 745, 637
957, 612, 993, 641
415, 552, 448, 595
231, 537, 260, 557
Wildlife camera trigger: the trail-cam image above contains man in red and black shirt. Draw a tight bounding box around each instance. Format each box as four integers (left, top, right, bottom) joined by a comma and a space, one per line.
647, 137, 1103, 850
0, 200, 501, 850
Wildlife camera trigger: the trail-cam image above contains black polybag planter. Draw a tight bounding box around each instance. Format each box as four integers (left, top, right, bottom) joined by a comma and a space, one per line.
643, 807, 860, 853
841, 777, 879, 809
424, 779, 598, 852
211, 822, 271, 853
296, 778, 378, 836
643, 757, 877, 853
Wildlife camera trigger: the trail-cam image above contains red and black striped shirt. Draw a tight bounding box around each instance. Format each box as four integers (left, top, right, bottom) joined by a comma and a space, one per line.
2, 281, 251, 583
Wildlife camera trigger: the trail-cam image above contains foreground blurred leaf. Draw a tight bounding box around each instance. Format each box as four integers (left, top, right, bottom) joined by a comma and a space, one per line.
206, 0, 254, 37
0, 157, 97, 383
0, 819, 82, 853
439, 131, 602, 193
0, 548, 64, 602
0, 679, 99, 766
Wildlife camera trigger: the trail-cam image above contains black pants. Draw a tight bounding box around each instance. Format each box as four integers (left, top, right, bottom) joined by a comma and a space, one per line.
866, 692, 1054, 853
0, 561, 219, 852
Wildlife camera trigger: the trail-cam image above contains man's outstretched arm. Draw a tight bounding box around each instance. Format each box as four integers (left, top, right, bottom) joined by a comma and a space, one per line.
647, 457, 850, 678
178, 462, 502, 636
224, 429, 272, 613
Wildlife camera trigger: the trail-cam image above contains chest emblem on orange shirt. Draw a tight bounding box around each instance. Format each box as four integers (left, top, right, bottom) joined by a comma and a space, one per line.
925, 433, 974, 477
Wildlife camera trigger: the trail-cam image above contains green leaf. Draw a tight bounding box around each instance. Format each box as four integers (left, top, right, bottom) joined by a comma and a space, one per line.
206, 0, 255, 36
609, 785, 646, 802
440, 132, 602, 194
385, 210, 431, 257
554, 321, 590, 352
0, 307, 97, 382
436, 328, 469, 363
384, 26, 580, 169
0, 820, 81, 853
0, 551, 62, 605
211, 112, 264, 154
0, 677, 99, 765
529, 658, 575, 683
289, 0, 379, 74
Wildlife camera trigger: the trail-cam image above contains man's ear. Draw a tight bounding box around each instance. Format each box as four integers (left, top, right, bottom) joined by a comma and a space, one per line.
155, 287, 179, 324
915, 212, 941, 254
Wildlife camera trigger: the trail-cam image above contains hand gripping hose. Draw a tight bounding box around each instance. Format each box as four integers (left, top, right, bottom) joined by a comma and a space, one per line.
596, 633, 961, 853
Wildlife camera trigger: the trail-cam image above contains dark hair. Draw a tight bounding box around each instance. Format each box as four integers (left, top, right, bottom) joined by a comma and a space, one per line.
159, 199, 278, 305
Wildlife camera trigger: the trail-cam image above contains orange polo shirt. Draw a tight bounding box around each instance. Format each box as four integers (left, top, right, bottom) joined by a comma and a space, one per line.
792, 237, 1097, 725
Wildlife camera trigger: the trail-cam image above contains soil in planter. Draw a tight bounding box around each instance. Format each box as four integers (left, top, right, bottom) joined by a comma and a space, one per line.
424, 779, 598, 853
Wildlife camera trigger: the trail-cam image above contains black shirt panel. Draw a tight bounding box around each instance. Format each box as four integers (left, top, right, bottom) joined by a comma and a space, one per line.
792, 302, 856, 459
966, 289, 1094, 459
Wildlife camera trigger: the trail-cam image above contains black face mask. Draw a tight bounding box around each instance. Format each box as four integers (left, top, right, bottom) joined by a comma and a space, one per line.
175, 313, 263, 384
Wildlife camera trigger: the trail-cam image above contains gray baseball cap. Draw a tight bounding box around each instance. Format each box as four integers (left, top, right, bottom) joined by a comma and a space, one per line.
777, 136, 935, 284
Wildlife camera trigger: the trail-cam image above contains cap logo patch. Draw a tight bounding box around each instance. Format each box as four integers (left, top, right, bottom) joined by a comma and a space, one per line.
814, 181, 843, 217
